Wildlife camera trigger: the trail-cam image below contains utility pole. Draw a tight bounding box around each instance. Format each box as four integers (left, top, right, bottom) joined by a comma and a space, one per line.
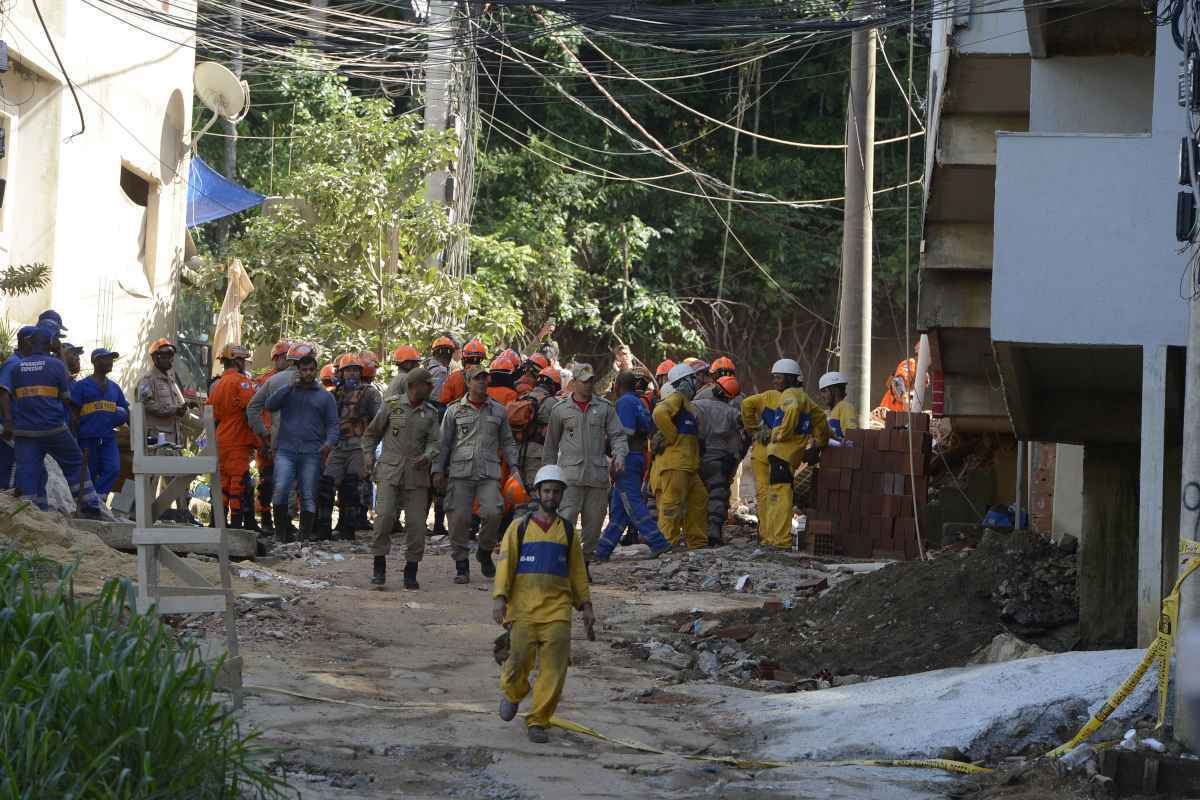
214, 0, 243, 255
424, 0, 454, 246
1176, 280, 1200, 747
838, 26, 876, 428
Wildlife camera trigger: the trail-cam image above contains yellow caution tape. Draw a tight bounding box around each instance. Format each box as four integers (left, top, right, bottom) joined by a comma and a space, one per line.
858, 758, 992, 775
1181, 538, 1200, 559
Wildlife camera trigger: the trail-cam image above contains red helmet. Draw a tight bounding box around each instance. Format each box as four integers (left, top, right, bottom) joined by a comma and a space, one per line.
358, 351, 380, 379
320, 364, 336, 386
502, 473, 531, 510
489, 356, 514, 373
538, 367, 562, 388
335, 353, 363, 371
431, 335, 457, 352
463, 338, 487, 362
286, 342, 318, 362
525, 353, 550, 372
498, 348, 521, 371
270, 340, 292, 359
711, 356, 736, 376
716, 375, 740, 398
655, 359, 676, 377
391, 345, 421, 365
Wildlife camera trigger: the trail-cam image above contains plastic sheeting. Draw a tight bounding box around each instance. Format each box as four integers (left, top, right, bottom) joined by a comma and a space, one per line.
210, 259, 256, 376
186, 155, 265, 228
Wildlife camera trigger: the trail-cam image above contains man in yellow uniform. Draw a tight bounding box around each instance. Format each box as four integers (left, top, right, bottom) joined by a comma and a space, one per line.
758, 359, 830, 548
494, 464, 594, 744
741, 379, 785, 518
651, 362, 708, 549
817, 371, 858, 442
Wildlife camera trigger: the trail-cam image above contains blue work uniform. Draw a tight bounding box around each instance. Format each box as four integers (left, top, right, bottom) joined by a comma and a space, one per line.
70, 376, 129, 496
0, 354, 18, 489
5, 351, 100, 511
594, 391, 670, 560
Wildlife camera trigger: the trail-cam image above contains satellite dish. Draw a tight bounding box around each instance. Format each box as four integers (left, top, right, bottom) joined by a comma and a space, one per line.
191, 62, 250, 149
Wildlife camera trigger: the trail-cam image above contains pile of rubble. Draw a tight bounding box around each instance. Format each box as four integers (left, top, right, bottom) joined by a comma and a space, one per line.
619, 529, 1078, 691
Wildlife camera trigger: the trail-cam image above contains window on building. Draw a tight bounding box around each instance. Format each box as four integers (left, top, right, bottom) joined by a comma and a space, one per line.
118, 163, 158, 293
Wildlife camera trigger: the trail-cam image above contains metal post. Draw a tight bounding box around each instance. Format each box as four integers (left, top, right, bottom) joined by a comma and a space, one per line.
1176, 289, 1200, 747
1015, 440, 1025, 530
839, 27, 876, 428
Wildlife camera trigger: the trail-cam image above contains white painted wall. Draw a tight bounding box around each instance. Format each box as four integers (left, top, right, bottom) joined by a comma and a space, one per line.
0, 0, 195, 391
1030, 56, 1154, 134
992, 25, 1188, 348
1054, 443, 1084, 542
957, 2, 1030, 55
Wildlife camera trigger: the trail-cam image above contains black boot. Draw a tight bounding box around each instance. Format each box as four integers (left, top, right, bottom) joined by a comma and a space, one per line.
620, 527, 638, 547
242, 508, 261, 533
454, 559, 470, 585
229, 509, 244, 530
476, 549, 496, 579
371, 556, 386, 586
298, 510, 317, 542
432, 496, 448, 537
260, 505, 275, 534
336, 477, 360, 540
403, 561, 419, 590
273, 505, 293, 543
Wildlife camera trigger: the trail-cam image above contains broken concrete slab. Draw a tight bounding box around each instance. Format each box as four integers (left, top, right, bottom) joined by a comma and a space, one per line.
693, 649, 1155, 763
967, 633, 1052, 665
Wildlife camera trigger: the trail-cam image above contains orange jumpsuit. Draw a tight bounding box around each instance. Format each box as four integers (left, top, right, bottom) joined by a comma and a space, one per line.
880, 358, 917, 413
487, 385, 518, 405
208, 368, 258, 512
438, 368, 468, 405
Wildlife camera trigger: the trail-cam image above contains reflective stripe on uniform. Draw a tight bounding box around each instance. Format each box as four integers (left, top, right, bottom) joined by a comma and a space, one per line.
761, 408, 784, 429
15, 385, 59, 399
516, 540, 570, 578
80, 400, 119, 416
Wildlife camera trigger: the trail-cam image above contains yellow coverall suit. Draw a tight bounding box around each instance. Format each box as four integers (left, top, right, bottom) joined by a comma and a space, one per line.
761, 388, 830, 548
651, 390, 708, 549
827, 398, 858, 441
494, 512, 590, 728
741, 390, 784, 515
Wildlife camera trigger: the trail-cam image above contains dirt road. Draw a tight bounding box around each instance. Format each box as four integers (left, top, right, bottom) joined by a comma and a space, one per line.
227, 535, 949, 799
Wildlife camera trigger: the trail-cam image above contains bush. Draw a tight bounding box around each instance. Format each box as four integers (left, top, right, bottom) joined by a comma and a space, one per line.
0, 552, 285, 798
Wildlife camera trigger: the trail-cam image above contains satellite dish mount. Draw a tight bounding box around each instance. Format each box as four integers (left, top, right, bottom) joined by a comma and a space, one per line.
192, 62, 250, 149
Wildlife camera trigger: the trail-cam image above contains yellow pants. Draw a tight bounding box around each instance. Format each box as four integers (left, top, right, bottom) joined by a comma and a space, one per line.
759, 455, 795, 549
750, 450, 769, 514
500, 619, 572, 728
657, 469, 708, 549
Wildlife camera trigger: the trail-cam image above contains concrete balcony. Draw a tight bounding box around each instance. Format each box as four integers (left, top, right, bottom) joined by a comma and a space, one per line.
991, 131, 1186, 443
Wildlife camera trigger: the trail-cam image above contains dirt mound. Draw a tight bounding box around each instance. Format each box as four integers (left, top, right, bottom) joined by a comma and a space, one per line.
682, 529, 1077, 681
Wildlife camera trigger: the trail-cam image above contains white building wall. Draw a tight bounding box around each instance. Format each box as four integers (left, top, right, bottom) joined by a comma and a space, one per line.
1030, 56, 1154, 134
0, 0, 195, 390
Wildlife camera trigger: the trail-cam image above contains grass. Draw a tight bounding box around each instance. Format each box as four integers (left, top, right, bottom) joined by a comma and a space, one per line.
0, 552, 287, 799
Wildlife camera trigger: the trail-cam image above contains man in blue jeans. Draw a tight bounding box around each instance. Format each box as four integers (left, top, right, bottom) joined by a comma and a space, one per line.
0, 325, 102, 516
593, 371, 670, 561
265, 345, 338, 542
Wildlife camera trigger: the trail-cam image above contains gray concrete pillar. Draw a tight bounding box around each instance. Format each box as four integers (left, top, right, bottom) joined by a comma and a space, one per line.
1053, 444, 1083, 543
1080, 444, 1139, 648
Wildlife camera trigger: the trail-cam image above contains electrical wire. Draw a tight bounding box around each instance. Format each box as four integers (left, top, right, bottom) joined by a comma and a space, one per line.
31, 0, 85, 141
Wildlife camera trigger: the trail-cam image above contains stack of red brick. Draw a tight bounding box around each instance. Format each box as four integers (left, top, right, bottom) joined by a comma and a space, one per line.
809, 411, 932, 560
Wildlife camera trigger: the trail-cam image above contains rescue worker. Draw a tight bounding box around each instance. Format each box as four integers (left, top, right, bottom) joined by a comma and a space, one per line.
207, 344, 259, 529
248, 342, 301, 535
432, 364, 521, 584
359, 351, 381, 385
694, 375, 748, 547
362, 367, 440, 589
516, 353, 550, 396
543, 362, 627, 562
741, 371, 786, 519
437, 338, 488, 405
357, 352, 384, 530
593, 371, 671, 561
0, 327, 38, 490
319, 353, 382, 540
138, 338, 191, 521
818, 371, 858, 441
759, 359, 830, 548
70, 348, 129, 501
0, 325, 102, 516
247, 341, 292, 534
62, 343, 84, 385
880, 355, 917, 413
651, 363, 708, 549
138, 338, 187, 446
654, 359, 675, 391
427, 335, 456, 401
265, 344, 338, 541
710, 356, 736, 381
386, 345, 421, 398
516, 367, 561, 488
320, 364, 336, 390
494, 464, 594, 745
486, 356, 519, 405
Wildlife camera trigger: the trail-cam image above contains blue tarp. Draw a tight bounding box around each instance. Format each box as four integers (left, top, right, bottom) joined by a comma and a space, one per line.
186, 155, 266, 228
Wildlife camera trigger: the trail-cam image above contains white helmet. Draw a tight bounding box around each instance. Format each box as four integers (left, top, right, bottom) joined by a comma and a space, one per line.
659, 382, 676, 398
534, 464, 567, 488
818, 371, 848, 390
666, 362, 697, 385
770, 358, 804, 380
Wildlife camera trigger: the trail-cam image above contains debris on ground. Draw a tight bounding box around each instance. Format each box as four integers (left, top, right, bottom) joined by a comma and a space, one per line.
634, 529, 1077, 685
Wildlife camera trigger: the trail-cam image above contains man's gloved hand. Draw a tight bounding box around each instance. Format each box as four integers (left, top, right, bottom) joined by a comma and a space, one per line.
492, 596, 508, 627
650, 432, 667, 455
755, 427, 772, 446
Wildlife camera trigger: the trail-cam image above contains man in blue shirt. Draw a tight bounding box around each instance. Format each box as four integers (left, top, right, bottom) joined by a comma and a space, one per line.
0, 326, 101, 516
0, 326, 37, 491
70, 348, 129, 499
593, 371, 670, 561
265, 346, 338, 541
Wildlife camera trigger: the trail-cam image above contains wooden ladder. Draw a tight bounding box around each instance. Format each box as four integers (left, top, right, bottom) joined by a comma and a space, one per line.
130, 402, 243, 707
